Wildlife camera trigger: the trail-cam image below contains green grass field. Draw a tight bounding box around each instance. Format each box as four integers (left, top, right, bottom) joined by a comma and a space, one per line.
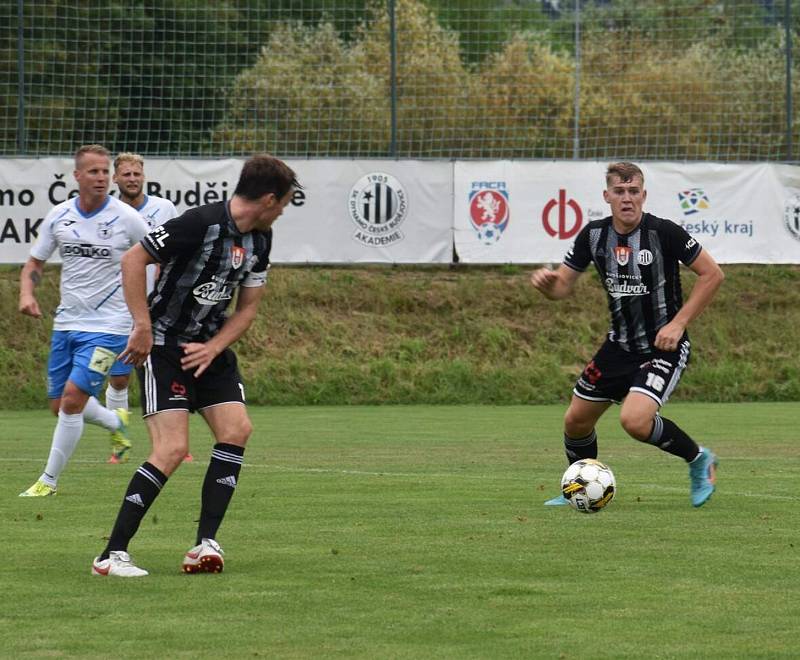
2, 403, 798, 659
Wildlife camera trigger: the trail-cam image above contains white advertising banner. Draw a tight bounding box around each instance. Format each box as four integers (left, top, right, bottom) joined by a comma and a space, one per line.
2, 158, 800, 264
454, 161, 800, 264
0, 158, 453, 264
270, 159, 453, 264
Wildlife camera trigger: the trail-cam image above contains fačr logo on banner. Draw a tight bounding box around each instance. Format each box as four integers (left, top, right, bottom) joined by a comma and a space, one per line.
469, 181, 509, 245
348, 172, 408, 247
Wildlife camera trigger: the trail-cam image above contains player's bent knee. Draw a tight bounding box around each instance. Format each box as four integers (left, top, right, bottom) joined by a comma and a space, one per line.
564, 411, 594, 438
154, 444, 190, 472
223, 418, 252, 446
619, 412, 651, 441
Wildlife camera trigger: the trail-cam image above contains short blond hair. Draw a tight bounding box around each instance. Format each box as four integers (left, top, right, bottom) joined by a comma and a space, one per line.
75, 144, 110, 168
606, 162, 644, 186
114, 152, 145, 171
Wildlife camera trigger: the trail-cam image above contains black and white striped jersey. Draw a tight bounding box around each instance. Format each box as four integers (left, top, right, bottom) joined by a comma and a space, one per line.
140, 201, 271, 346
564, 212, 702, 353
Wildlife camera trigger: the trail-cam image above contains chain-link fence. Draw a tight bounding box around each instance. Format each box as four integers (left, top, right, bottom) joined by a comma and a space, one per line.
2, 0, 798, 160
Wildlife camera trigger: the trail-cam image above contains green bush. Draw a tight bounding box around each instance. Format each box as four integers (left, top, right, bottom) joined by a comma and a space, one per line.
211, 0, 799, 159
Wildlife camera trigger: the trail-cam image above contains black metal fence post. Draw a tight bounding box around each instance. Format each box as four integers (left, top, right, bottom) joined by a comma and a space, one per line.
17, 0, 26, 154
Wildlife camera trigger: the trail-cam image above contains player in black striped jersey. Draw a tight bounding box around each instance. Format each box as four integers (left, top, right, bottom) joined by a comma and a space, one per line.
531, 162, 724, 508
92, 154, 300, 577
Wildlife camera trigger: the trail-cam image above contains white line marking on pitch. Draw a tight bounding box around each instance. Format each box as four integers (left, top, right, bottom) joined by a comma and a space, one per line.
3, 457, 798, 501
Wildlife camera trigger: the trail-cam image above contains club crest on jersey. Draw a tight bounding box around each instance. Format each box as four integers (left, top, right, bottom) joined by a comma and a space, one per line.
613, 246, 632, 266
97, 219, 116, 239
469, 182, 509, 245
231, 246, 246, 269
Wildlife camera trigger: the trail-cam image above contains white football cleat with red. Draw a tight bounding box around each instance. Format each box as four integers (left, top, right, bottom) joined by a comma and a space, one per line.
92, 551, 148, 577
182, 538, 224, 574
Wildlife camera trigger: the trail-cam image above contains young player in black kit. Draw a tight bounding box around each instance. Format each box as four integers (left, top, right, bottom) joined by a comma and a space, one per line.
531, 162, 724, 508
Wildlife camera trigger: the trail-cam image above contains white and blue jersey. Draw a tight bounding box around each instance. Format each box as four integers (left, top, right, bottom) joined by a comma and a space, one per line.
135, 194, 178, 231
31, 195, 149, 335
132, 194, 178, 293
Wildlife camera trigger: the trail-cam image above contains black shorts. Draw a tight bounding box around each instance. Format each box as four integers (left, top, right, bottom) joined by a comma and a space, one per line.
138, 345, 246, 416
573, 337, 691, 406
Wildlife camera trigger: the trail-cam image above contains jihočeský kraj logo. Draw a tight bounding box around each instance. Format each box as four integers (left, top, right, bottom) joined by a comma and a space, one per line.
469, 181, 509, 245
677, 188, 710, 216
348, 173, 408, 247
784, 193, 800, 242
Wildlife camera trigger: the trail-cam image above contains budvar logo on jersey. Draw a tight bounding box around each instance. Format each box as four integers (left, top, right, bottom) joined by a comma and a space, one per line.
469, 182, 509, 245
193, 279, 233, 306
542, 189, 583, 240
604, 278, 649, 299
348, 172, 408, 247
783, 193, 800, 242
677, 188, 753, 238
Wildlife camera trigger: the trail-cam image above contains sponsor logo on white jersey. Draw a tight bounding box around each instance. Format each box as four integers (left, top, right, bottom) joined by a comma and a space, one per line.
61, 243, 113, 259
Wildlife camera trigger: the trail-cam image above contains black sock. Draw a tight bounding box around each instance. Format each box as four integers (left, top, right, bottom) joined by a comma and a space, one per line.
645, 416, 700, 462
100, 462, 168, 560
564, 430, 598, 464
196, 443, 244, 545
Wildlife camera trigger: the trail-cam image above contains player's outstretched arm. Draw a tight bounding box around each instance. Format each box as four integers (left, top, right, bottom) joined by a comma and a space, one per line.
19, 257, 45, 318
530, 264, 581, 301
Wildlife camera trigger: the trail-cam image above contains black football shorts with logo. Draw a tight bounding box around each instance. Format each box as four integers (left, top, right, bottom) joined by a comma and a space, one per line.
138, 345, 246, 416
573, 337, 691, 407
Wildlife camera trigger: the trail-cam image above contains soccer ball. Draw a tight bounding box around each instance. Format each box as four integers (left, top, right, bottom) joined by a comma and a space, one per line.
560, 459, 616, 513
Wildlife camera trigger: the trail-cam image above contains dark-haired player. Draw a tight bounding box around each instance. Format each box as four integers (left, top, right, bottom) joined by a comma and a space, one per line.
92, 154, 300, 577
531, 162, 724, 508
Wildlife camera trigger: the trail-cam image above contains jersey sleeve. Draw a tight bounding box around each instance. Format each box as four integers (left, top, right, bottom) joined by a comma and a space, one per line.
123, 209, 150, 246
563, 224, 592, 272
662, 219, 702, 265
162, 199, 179, 224
140, 211, 204, 263
241, 230, 272, 288
29, 207, 60, 261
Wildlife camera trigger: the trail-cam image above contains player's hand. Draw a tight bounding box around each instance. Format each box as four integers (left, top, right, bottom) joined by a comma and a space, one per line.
530, 267, 558, 293
119, 325, 153, 367
654, 320, 685, 352
180, 342, 221, 378
19, 295, 43, 319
